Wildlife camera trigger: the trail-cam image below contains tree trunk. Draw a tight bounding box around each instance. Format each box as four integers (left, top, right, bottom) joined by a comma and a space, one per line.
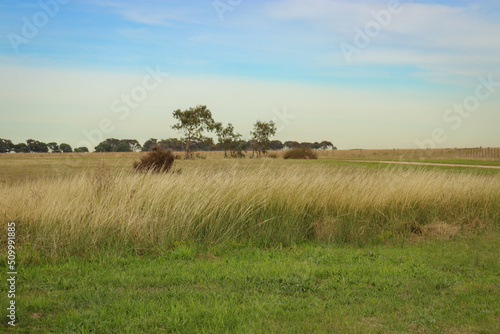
185, 137, 191, 159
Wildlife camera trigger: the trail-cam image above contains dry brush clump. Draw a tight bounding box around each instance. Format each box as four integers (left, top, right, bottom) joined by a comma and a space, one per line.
133, 145, 175, 173
1, 162, 499, 257
283, 147, 318, 159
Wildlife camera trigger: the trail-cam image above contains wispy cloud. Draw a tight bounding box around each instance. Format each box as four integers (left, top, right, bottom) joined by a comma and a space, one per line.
83, 0, 209, 26
266, 0, 500, 81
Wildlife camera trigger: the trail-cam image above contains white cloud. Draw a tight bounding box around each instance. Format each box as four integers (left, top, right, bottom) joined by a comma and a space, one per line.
266, 0, 500, 80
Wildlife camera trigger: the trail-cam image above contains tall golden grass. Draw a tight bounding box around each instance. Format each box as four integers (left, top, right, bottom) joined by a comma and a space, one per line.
1, 162, 499, 256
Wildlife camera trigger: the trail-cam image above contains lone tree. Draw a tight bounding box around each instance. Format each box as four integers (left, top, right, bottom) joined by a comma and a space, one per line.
171, 105, 220, 159
251, 120, 276, 157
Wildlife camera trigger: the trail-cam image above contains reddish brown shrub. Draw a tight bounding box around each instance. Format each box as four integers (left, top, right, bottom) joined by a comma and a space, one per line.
133, 145, 175, 173
283, 147, 318, 159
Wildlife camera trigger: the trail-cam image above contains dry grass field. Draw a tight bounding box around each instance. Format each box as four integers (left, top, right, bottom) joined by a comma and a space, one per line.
1, 147, 499, 184
1, 151, 499, 257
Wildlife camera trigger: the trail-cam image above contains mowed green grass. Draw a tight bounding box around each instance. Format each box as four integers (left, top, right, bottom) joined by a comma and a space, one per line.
1, 153, 499, 333
314, 159, 500, 176
405, 159, 500, 166
2, 236, 499, 333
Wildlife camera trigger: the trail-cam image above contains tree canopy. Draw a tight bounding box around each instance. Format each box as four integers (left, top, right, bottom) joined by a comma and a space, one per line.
171, 105, 220, 158
47, 142, 61, 153
60, 143, 73, 153
0, 138, 14, 153
251, 120, 277, 157
216, 123, 246, 158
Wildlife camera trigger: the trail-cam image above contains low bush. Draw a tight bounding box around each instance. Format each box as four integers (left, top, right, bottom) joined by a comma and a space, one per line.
267, 152, 279, 159
283, 147, 318, 159
133, 145, 175, 173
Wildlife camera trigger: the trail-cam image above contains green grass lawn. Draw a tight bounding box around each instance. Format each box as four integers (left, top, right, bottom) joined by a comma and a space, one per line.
408, 159, 500, 166
315, 159, 500, 176
2, 235, 499, 333
337, 157, 500, 167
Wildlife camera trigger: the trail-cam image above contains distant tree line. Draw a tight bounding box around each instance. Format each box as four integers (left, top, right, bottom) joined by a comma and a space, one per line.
0, 138, 89, 153
1, 137, 335, 154
0, 105, 336, 155
141, 138, 336, 153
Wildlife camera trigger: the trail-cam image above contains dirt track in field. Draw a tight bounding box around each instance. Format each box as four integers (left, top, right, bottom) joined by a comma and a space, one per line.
348, 160, 500, 169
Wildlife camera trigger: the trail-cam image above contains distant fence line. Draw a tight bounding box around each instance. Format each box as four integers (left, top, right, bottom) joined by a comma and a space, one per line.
455, 147, 500, 159
320, 147, 500, 160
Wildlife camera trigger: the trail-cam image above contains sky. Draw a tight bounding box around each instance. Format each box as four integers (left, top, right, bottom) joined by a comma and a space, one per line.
0, 0, 499, 150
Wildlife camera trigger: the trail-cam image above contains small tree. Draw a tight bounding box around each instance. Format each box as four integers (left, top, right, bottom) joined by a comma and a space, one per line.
171, 105, 220, 159
159, 138, 183, 151
74, 147, 89, 153
95, 138, 120, 152
95, 142, 113, 152
14, 143, 29, 153
191, 137, 215, 152
115, 142, 132, 152
320, 141, 335, 150
0, 139, 14, 153
47, 142, 61, 153
105, 138, 121, 149
284, 141, 300, 150
26, 139, 48, 153
216, 123, 245, 158
269, 140, 284, 150
60, 143, 73, 153
250, 120, 276, 157
142, 138, 158, 152
26, 139, 37, 152
121, 139, 141, 152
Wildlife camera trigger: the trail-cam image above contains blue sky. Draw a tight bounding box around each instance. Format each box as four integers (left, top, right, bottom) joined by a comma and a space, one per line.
1, 0, 499, 149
